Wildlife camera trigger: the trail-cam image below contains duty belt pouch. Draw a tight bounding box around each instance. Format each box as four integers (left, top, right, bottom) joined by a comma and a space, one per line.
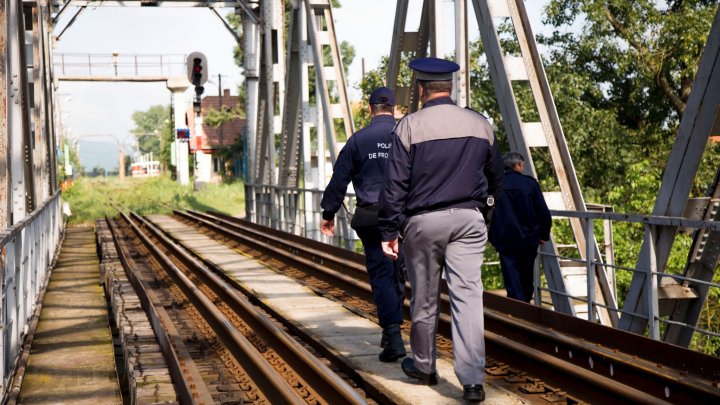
350, 205, 380, 230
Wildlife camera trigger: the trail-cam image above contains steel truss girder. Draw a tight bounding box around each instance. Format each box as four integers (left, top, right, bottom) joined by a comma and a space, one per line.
475, 0, 618, 324
278, 5, 303, 188
279, 0, 353, 187
664, 169, 720, 346
3, 1, 57, 227
1, 1, 8, 227
386, 0, 433, 114
31, 4, 58, 203
274, 0, 354, 242
621, 9, 720, 336
6, 1, 37, 225
386, 0, 618, 323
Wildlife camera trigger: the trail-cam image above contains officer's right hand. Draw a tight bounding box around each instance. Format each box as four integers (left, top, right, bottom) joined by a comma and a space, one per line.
321, 219, 335, 236
382, 239, 399, 260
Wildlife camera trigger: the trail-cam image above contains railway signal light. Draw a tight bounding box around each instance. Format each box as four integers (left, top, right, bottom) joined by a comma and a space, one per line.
186, 52, 208, 87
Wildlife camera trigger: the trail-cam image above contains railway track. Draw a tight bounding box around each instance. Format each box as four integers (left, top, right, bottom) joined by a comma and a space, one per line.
106, 211, 371, 404
164, 208, 720, 404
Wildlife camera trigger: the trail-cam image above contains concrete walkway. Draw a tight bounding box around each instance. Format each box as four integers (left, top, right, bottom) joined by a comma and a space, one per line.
19, 226, 121, 404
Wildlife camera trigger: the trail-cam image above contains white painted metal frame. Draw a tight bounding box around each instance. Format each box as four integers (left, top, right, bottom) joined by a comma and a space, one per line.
0, 193, 62, 393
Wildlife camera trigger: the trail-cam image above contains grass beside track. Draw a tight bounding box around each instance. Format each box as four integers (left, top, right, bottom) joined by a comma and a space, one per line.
62, 175, 245, 225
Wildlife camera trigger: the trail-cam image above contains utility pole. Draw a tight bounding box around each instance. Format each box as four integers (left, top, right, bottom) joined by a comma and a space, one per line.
118, 141, 125, 181
218, 73, 225, 176
167, 77, 190, 185
187, 52, 209, 190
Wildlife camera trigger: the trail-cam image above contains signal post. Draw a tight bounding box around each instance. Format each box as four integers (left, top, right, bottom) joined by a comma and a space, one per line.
166, 76, 191, 185
187, 52, 210, 190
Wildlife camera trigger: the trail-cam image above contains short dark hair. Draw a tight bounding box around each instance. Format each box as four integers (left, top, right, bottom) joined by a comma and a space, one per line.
503, 151, 525, 170
418, 80, 452, 96
370, 104, 394, 114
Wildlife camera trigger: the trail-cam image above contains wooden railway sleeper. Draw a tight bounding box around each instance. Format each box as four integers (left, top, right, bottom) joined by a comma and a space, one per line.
486, 363, 511, 376
519, 378, 547, 394
504, 370, 528, 384
539, 389, 571, 403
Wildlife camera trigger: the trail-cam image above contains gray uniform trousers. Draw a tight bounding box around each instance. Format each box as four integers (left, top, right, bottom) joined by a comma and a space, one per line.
403, 208, 487, 385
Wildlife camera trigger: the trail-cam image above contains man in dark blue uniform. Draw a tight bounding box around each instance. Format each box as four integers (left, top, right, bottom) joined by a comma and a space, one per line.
379, 58, 504, 402
320, 87, 406, 363
489, 152, 552, 303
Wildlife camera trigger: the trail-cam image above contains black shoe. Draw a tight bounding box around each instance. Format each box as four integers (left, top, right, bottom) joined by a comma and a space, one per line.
401, 357, 438, 385
379, 323, 406, 362
463, 384, 485, 402
380, 333, 388, 348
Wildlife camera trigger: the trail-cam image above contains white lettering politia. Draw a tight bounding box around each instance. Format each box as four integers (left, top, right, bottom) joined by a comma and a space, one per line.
368, 153, 377, 159
377, 152, 389, 158
377, 143, 391, 149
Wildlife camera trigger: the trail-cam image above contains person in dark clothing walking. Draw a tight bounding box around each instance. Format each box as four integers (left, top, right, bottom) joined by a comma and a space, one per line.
379, 57, 504, 403
489, 152, 552, 303
320, 87, 406, 363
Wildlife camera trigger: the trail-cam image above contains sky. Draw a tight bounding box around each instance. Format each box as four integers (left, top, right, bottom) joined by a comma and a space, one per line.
54, 1, 551, 171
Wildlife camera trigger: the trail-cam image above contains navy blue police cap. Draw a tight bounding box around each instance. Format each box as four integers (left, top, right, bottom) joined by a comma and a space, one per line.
368, 87, 395, 106
409, 57, 460, 81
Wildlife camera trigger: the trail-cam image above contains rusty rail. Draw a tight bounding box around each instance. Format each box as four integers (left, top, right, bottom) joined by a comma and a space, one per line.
176, 209, 720, 404
121, 211, 367, 405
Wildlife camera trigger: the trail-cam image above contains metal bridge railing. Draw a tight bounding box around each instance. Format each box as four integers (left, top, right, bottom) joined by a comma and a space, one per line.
540, 209, 720, 342
245, 184, 360, 252
53, 52, 187, 79
244, 184, 720, 344
0, 193, 63, 393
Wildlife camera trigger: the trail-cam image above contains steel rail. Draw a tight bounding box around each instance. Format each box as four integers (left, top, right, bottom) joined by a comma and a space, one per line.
118, 211, 307, 404
142, 214, 399, 405
179, 209, 720, 404
126, 211, 368, 405
106, 216, 217, 405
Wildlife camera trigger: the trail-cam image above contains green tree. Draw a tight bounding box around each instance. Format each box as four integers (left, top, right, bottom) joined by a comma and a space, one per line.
58, 138, 83, 179
204, 104, 245, 179
539, 1, 718, 193
540, 0, 719, 353
352, 2, 720, 351
130, 104, 173, 168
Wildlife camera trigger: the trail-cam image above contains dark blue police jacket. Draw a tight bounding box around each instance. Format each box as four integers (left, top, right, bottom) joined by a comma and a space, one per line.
489, 169, 552, 251
321, 114, 396, 220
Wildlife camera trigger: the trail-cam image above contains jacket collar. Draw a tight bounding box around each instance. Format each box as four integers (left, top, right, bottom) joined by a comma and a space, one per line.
421, 96, 455, 109
370, 114, 397, 124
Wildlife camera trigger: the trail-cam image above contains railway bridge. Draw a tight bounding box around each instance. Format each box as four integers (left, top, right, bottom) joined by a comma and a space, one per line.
0, 0, 719, 403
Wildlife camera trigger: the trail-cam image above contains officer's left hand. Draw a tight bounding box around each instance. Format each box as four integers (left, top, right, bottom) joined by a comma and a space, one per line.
321, 219, 335, 236
382, 238, 399, 260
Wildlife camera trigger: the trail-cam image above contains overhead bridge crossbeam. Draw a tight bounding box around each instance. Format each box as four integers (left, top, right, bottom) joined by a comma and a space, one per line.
57, 76, 170, 82
50, 1, 240, 7
54, 52, 185, 82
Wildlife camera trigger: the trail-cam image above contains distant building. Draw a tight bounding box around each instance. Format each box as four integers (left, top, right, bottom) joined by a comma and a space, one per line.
131, 154, 160, 178
187, 89, 246, 183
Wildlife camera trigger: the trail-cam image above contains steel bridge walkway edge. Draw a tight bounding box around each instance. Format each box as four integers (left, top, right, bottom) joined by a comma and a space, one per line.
15, 226, 121, 404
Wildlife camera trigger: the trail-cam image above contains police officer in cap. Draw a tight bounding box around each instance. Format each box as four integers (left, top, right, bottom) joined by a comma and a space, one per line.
379, 58, 503, 402
320, 87, 406, 363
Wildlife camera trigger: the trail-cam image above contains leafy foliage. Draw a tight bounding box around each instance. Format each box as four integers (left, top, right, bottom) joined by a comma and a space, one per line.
58, 138, 84, 179
62, 175, 245, 225
130, 104, 173, 169
353, 1, 720, 351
